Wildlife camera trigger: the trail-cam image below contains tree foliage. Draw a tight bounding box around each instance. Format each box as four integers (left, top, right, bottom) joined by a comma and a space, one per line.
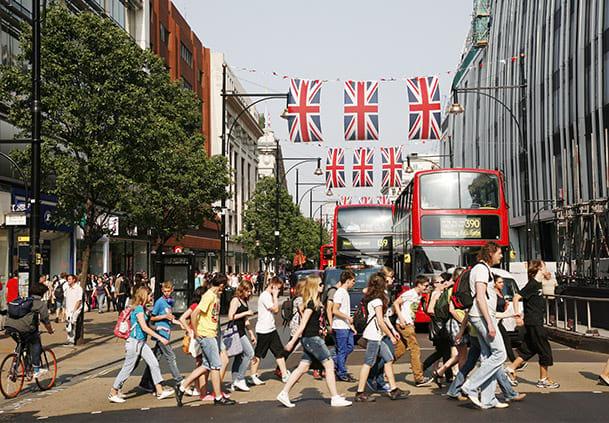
239, 177, 330, 264
0, 5, 229, 284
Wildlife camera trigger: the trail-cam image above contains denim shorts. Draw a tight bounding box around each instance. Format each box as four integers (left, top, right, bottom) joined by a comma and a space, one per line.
364, 338, 394, 366
197, 336, 222, 370
301, 336, 332, 364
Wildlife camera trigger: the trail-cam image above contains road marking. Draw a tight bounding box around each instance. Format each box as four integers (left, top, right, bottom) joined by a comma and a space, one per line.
592, 391, 602, 394
141, 407, 150, 410
189, 403, 201, 407
91, 411, 102, 414
36, 417, 48, 420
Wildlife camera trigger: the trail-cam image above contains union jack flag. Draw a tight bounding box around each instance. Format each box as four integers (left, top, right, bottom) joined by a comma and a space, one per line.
353, 147, 374, 187
344, 81, 379, 140
286, 78, 324, 142
339, 196, 352, 205
377, 195, 391, 205
326, 148, 346, 188
381, 146, 403, 188
407, 76, 442, 140
359, 196, 373, 205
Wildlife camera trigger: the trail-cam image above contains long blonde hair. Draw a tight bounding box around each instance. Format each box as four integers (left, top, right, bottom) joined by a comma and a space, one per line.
302, 276, 322, 310
132, 286, 150, 307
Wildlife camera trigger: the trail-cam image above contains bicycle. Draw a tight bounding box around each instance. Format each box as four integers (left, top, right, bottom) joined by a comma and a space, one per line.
0, 330, 57, 398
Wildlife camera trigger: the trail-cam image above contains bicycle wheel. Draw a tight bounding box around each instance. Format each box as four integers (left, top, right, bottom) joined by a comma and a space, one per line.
35, 349, 57, 391
0, 353, 25, 398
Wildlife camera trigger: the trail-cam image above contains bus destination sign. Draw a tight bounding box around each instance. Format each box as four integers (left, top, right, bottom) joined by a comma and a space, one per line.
440, 216, 482, 239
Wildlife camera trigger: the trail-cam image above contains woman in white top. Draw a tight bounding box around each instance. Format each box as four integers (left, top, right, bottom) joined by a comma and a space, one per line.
355, 273, 405, 402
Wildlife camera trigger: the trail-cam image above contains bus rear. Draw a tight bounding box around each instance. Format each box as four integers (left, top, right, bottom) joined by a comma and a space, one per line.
333, 204, 394, 269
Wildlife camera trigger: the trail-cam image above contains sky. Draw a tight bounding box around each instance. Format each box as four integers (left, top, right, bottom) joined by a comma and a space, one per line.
171, 0, 474, 218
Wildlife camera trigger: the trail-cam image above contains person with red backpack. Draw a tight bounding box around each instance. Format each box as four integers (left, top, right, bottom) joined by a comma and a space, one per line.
460, 242, 512, 409
108, 286, 173, 403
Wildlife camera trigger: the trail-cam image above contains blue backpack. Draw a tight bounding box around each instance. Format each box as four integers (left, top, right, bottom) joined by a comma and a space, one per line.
8, 297, 34, 319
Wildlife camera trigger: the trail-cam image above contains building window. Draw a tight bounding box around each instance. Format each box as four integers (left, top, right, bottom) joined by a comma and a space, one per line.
108, 0, 126, 29
1, 30, 22, 67
182, 77, 192, 90
180, 42, 193, 67
198, 70, 203, 83
159, 23, 169, 46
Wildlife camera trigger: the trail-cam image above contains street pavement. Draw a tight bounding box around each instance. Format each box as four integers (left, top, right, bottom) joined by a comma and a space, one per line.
0, 295, 608, 422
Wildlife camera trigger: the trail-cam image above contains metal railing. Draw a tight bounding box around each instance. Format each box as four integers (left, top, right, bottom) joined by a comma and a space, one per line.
544, 293, 609, 337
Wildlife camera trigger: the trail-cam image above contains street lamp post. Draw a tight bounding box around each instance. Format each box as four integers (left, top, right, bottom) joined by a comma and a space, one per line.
449, 78, 531, 261
220, 66, 288, 273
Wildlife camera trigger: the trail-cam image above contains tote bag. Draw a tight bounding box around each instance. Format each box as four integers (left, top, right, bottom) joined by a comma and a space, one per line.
222, 322, 243, 357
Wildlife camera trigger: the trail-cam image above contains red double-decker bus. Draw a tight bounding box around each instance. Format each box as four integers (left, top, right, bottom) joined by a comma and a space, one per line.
393, 169, 510, 323
333, 204, 394, 269
320, 244, 334, 269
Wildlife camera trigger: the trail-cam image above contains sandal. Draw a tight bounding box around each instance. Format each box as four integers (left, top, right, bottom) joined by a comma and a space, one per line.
432, 370, 444, 388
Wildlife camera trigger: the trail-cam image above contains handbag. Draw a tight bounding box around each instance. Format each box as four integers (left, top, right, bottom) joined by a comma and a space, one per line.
182, 333, 191, 354
222, 322, 243, 357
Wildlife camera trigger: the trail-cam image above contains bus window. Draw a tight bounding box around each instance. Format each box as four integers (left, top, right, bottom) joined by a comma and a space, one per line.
461, 173, 499, 209
419, 173, 459, 209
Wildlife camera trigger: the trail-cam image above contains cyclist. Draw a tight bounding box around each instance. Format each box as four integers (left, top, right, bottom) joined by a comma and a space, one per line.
5, 282, 54, 379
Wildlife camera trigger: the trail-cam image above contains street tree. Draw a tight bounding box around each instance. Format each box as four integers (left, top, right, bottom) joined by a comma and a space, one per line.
0, 5, 228, 291
239, 177, 329, 266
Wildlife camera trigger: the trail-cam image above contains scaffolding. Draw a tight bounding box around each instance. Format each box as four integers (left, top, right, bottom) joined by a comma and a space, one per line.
554, 199, 609, 288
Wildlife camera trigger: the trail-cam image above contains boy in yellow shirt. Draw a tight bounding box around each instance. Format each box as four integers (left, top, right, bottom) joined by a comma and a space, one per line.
176, 274, 236, 406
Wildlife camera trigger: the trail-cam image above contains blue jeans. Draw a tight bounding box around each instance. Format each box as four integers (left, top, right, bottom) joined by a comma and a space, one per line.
334, 329, 354, 378
447, 336, 517, 400
197, 337, 222, 370
140, 338, 184, 388
301, 336, 333, 364
97, 292, 105, 312
461, 316, 507, 408
113, 339, 162, 390
231, 335, 255, 382
366, 336, 393, 388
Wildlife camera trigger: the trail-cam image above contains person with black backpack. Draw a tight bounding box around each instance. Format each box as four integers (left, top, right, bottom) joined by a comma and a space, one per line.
355, 273, 406, 402
53, 272, 67, 323
460, 241, 512, 409
5, 282, 54, 379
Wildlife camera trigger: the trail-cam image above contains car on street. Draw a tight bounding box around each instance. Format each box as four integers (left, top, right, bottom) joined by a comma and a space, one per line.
288, 269, 323, 297
323, 266, 383, 313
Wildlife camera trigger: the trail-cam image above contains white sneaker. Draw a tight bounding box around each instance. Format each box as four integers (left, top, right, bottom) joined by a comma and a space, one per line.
108, 393, 126, 403
185, 387, 200, 396
156, 389, 173, 400
33, 368, 48, 379
281, 370, 292, 383
331, 395, 352, 407
494, 402, 510, 409
277, 390, 295, 408
251, 374, 265, 385
233, 379, 250, 392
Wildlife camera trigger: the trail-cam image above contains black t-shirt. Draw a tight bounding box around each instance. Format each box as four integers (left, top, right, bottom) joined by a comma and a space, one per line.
519, 278, 544, 326
496, 295, 506, 313
302, 300, 324, 338
234, 300, 248, 337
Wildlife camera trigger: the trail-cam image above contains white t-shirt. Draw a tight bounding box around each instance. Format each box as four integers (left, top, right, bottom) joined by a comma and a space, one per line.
363, 298, 383, 341
468, 262, 496, 318
331, 287, 351, 330
256, 291, 276, 334
65, 283, 83, 315
399, 289, 421, 326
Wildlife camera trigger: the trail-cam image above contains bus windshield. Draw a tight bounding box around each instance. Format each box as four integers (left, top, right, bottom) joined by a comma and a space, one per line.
419, 172, 500, 210
336, 207, 393, 233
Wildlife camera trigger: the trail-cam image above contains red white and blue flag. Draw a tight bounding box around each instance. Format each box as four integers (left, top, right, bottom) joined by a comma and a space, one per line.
326, 148, 346, 188
339, 196, 352, 205
344, 81, 379, 140
407, 76, 442, 140
359, 196, 373, 205
286, 78, 324, 142
381, 146, 403, 188
377, 195, 391, 205
353, 147, 374, 187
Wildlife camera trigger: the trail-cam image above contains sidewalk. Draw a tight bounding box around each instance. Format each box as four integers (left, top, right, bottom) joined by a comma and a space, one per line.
0, 294, 260, 384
